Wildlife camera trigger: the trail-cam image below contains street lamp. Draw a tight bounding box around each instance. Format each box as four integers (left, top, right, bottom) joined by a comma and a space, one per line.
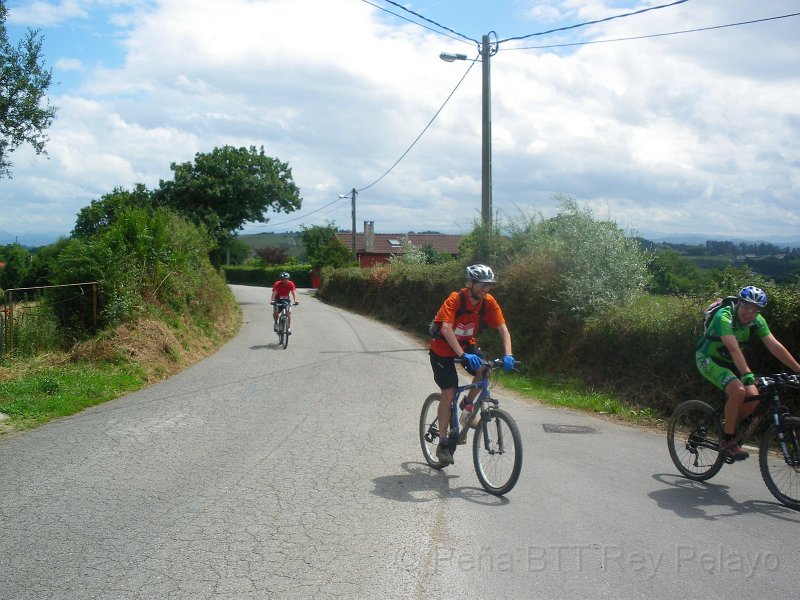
338, 188, 357, 256
440, 33, 498, 230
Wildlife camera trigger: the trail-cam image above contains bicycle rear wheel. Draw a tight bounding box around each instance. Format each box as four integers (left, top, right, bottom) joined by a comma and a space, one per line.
420, 393, 448, 469
472, 408, 522, 496
278, 313, 288, 349
759, 416, 800, 510
667, 399, 724, 481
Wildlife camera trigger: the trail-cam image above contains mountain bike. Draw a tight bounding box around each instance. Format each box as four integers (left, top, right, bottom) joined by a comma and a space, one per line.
667, 372, 800, 510
270, 300, 297, 349
420, 358, 523, 496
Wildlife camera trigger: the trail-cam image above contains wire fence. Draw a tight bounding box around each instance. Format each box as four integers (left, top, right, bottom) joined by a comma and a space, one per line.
1, 282, 99, 356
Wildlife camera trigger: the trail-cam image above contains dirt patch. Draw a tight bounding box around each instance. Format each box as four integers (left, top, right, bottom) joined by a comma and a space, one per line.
70, 313, 239, 383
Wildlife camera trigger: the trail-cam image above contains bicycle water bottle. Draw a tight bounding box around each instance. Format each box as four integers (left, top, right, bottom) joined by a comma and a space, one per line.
459, 402, 473, 429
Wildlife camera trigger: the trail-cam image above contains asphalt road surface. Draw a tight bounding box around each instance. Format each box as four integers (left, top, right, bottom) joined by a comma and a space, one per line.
1, 285, 798, 599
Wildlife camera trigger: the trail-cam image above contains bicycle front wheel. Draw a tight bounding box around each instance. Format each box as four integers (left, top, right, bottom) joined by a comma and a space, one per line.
759, 416, 800, 510
420, 393, 448, 469
667, 399, 724, 481
472, 408, 522, 496
278, 314, 288, 349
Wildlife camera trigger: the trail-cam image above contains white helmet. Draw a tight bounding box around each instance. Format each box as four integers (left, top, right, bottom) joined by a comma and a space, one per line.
465, 264, 496, 283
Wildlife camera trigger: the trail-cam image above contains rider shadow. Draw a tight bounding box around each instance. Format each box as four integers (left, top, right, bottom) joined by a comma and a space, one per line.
371, 461, 510, 507
648, 473, 800, 523
250, 340, 289, 351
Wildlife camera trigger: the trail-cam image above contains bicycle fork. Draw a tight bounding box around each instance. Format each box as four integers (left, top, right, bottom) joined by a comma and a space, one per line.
772, 410, 800, 467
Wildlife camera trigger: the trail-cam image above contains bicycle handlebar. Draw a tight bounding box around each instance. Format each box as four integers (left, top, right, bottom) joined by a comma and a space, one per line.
756, 373, 800, 390
462, 357, 522, 370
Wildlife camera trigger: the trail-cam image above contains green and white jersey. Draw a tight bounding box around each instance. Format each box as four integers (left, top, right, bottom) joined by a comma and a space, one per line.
696, 305, 770, 365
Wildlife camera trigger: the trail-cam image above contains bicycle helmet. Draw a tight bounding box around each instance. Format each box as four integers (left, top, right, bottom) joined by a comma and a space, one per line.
739, 285, 767, 308
465, 264, 496, 283
280, 272, 290, 280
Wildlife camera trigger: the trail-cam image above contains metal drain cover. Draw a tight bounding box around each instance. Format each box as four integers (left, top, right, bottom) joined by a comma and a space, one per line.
542, 424, 598, 434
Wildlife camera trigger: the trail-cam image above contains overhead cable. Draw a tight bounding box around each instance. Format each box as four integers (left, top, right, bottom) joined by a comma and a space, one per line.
244, 195, 348, 229
499, 0, 691, 44
505, 11, 800, 50
355, 55, 479, 194
367, 0, 478, 45
360, 0, 470, 45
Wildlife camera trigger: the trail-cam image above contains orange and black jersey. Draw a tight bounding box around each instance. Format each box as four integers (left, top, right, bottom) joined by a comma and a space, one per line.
429, 289, 505, 358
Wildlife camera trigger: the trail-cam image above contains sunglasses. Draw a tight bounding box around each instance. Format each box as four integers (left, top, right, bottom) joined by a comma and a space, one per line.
740, 303, 761, 314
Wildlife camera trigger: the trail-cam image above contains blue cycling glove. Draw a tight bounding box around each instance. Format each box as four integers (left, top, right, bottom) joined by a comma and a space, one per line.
503, 355, 515, 372
461, 353, 483, 371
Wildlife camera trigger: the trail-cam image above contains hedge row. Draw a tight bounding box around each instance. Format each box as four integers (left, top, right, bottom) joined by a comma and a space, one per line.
223, 264, 315, 287
317, 262, 800, 417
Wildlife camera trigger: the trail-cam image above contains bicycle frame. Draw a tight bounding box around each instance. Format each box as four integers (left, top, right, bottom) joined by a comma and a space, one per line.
699, 375, 796, 462
449, 360, 502, 448
274, 299, 292, 315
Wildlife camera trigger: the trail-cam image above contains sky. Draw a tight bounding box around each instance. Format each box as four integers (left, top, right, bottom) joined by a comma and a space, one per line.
2, 0, 799, 246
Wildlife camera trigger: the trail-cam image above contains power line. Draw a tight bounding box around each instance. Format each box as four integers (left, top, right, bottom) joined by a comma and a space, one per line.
367, 0, 478, 45
360, 0, 470, 46
498, 0, 691, 44
243, 195, 348, 229
505, 11, 800, 51
355, 54, 479, 194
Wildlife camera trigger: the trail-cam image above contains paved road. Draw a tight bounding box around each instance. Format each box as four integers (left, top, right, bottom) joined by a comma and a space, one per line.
1, 285, 798, 599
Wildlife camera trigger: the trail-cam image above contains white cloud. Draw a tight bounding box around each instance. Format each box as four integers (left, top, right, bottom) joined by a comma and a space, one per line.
7, 1, 89, 27
3, 0, 800, 242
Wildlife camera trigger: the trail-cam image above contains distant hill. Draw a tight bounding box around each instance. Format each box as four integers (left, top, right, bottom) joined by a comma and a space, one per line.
638, 231, 800, 248
0, 229, 67, 247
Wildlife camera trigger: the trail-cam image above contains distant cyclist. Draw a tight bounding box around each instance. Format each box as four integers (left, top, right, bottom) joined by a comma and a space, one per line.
429, 264, 515, 465
271, 272, 298, 334
696, 285, 800, 461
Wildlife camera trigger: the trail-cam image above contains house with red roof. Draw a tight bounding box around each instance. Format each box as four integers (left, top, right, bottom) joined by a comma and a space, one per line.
335, 222, 463, 267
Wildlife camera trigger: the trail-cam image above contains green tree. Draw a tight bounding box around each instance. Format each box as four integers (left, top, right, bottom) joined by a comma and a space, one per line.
0, 1, 57, 178
0, 242, 30, 289
154, 145, 302, 247
255, 246, 289, 265
511, 195, 651, 317
72, 184, 155, 237
23, 237, 69, 286
457, 218, 512, 266
301, 222, 354, 268
648, 249, 708, 294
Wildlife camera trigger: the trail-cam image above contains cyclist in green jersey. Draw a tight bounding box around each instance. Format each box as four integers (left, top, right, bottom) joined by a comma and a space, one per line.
696, 285, 800, 461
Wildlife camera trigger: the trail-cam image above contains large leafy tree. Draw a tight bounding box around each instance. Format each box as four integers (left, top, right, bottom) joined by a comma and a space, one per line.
301, 222, 353, 269
0, 1, 57, 178
72, 183, 155, 237
154, 145, 302, 246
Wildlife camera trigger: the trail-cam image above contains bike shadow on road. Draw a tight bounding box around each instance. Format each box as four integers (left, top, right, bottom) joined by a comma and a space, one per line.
250, 343, 288, 350
370, 461, 511, 507
648, 473, 800, 523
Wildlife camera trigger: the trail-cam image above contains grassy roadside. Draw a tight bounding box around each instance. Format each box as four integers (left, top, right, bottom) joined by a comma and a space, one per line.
0, 360, 148, 431
496, 370, 665, 430
0, 310, 241, 436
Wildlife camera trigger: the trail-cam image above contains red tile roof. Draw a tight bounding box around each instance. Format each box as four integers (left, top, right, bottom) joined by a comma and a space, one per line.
334, 232, 463, 255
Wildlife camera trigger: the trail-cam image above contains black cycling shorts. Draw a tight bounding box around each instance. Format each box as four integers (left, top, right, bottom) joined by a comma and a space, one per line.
429, 345, 482, 390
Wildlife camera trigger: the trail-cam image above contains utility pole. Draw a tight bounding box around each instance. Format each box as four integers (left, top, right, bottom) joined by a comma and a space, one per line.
350, 188, 357, 257
481, 33, 493, 230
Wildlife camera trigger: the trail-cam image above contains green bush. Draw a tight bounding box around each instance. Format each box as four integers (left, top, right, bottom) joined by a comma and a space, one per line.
317, 220, 800, 418
222, 264, 314, 287
52, 207, 232, 333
